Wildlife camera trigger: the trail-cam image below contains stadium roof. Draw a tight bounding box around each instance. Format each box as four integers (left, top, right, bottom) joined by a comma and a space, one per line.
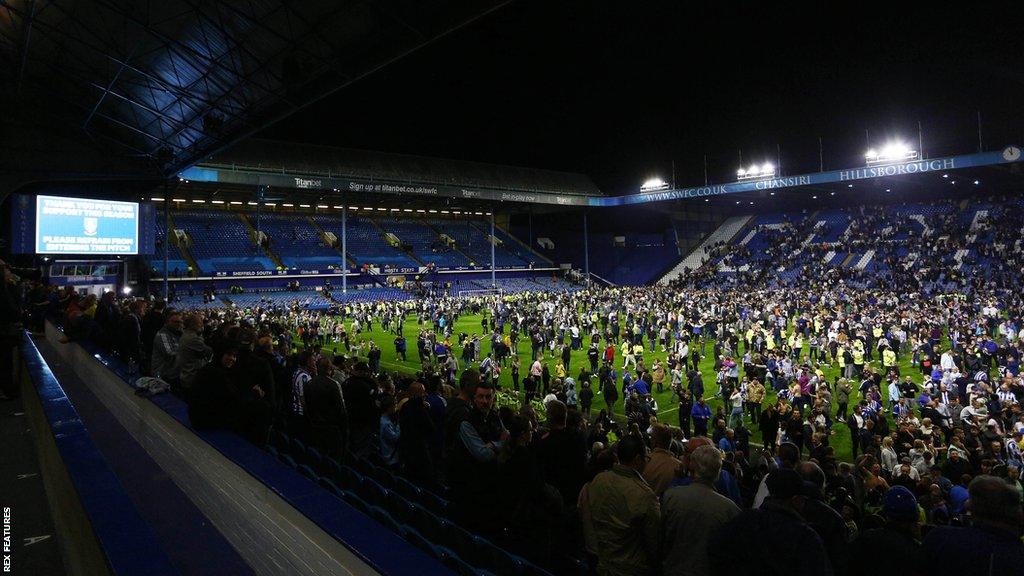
0, 0, 510, 187
200, 138, 601, 196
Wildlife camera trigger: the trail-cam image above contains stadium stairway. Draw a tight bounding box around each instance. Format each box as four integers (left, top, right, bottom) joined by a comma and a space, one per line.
656, 215, 753, 284
172, 232, 202, 277
306, 216, 358, 267
366, 217, 426, 267
238, 213, 286, 270
421, 220, 477, 265
494, 221, 553, 265
159, 211, 202, 277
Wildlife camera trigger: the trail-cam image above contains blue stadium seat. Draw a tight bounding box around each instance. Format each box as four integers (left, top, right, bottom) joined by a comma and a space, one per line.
360, 477, 389, 508
304, 446, 323, 471
323, 457, 344, 484
472, 536, 528, 576
434, 517, 476, 563
350, 456, 375, 476
404, 525, 443, 559
270, 429, 289, 451
317, 477, 345, 499
419, 488, 449, 516
393, 475, 423, 501
385, 490, 413, 525
265, 445, 279, 459
367, 506, 404, 536
442, 549, 485, 576
296, 464, 318, 481
340, 491, 370, 515
290, 438, 308, 465
364, 463, 396, 489
335, 464, 363, 490
278, 453, 297, 468
405, 502, 439, 537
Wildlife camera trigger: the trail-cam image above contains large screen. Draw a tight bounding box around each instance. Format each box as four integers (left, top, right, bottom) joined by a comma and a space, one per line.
35, 195, 140, 255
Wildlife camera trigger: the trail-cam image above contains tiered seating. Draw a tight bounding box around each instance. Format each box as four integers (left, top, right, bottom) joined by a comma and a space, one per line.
169, 293, 225, 309
530, 277, 583, 292
465, 221, 534, 267
266, 431, 568, 576
257, 214, 343, 269
334, 288, 412, 303
315, 215, 420, 269
149, 215, 191, 275
493, 277, 544, 293
424, 219, 520, 267
224, 290, 334, 310
375, 218, 468, 268
672, 196, 1024, 290
173, 211, 276, 273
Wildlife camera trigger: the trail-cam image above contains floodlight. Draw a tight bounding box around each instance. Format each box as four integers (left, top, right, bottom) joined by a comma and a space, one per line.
737, 161, 776, 181
866, 140, 917, 166
640, 177, 669, 192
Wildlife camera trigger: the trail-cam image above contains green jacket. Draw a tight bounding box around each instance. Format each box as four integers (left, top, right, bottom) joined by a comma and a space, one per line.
585, 464, 661, 576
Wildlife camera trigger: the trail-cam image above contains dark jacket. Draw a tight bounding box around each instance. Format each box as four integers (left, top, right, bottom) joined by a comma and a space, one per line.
304, 374, 348, 459
709, 500, 833, 576
188, 363, 239, 430
849, 526, 919, 576
537, 427, 587, 506
118, 312, 143, 364
397, 396, 435, 483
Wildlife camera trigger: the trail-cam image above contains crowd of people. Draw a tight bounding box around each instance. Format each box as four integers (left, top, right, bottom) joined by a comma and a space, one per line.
6, 234, 1024, 574
12, 266, 1019, 569
678, 197, 1024, 295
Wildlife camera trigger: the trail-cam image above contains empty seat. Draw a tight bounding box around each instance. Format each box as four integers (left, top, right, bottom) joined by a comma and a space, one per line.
296, 464, 318, 481
304, 447, 324, 471
404, 525, 443, 559
367, 506, 404, 536
317, 477, 345, 499
360, 477, 389, 509
393, 475, 423, 501
340, 491, 370, 514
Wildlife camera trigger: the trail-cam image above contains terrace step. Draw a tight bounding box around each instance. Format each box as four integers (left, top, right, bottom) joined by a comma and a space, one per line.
307, 216, 357, 267
239, 213, 286, 269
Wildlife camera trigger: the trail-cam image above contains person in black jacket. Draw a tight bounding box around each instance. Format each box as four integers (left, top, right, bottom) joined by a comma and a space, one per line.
798, 461, 849, 576
849, 486, 921, 576
709, 468, 833, 576
231, 328, 275, 446
140, 300, 167, 372
189, 341, 241, 431
343, 362, 378, 459
397, 381, 435, 487
253, 333, 286, 416
118, 299, 147, 371
497, 415, 559, 564
304, 356, 349, 462
537, 400, 587, 507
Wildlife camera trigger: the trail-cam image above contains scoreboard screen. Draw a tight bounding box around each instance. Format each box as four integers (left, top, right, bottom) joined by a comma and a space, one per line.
35, 195, 140, 255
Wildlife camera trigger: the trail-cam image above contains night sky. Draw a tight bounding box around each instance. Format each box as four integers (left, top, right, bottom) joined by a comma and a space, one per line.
260, 2, 1024, 195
